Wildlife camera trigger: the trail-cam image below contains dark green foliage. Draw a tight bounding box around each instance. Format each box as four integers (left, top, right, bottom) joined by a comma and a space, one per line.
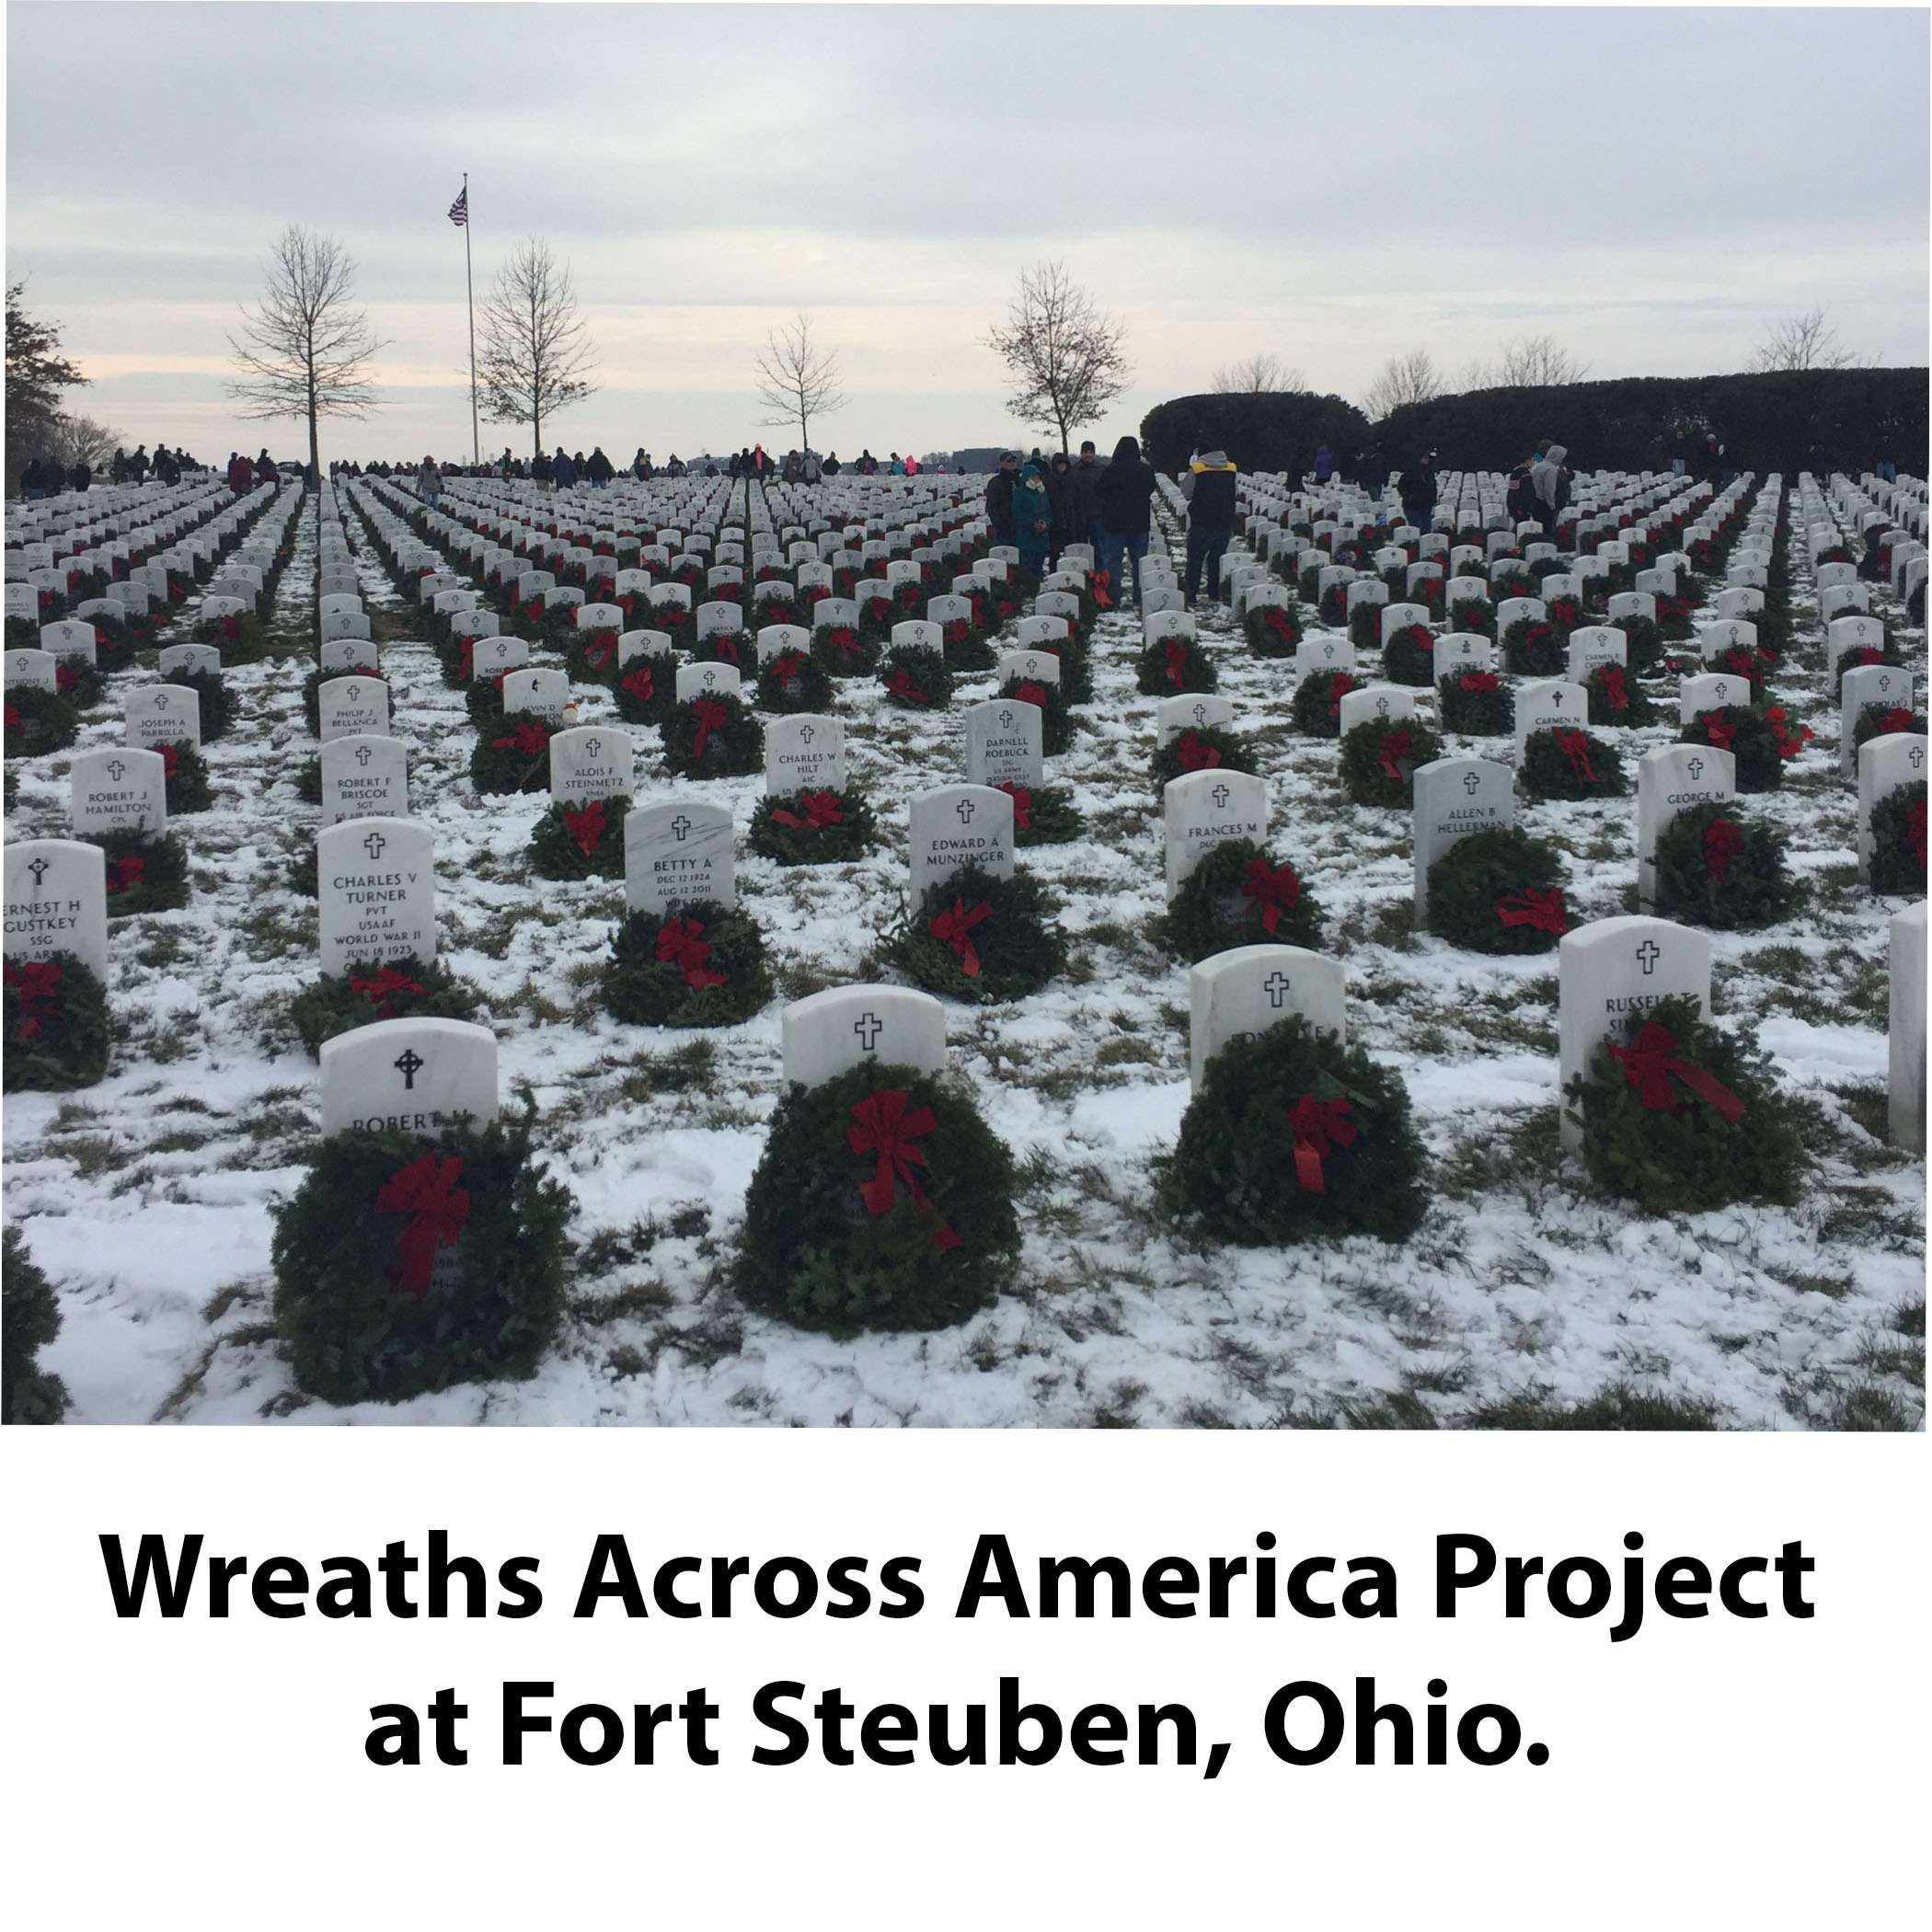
1436, 668, 1512, 734
194, 610, 272, 664
2, 1225, 68, 1424
293, 757, 322, 804
1833, 641, 1905, 696
528, 794, 630, 880
661, 691, 764, 777
87, 830, 190, 917
735, 1062, 1021, 1337
1291, 667, 1358, 737
1501, 618, 1566, 675
1149, 724, 1259, 793
564, 627, 626, 686
162, 742, 212, 815
1850, 706, 1927, 754
1619, 615, 1666, 673
1381, 622, 1437, 687
303, 663, 382, 738
1426, 826, 1570, 954
287, 847, 318, 897
1160, 1015, 1429, 1246
886, 864, 1065, 1004
1651, 800, 1798, 931
1584, 661, 1657, 726
1679, 706, 1783, 792
1135, 633, 1219, 696
1565, 995, 1807, 1213
812, 621, 880, 677
613, 656, 676, 726
1348, 601, 1386, 650
995, 676, 1072, 753
1519, 726, 1628, 800
3, 950, 109, 1093
270, 1105, 574, 1406
1160, 838, 1326, 964
747, 787, 880, 866
879, 644, 953, 710
2, 685, 80, 758
604, 902, 773, 1028
939, 617, 996, 673
1339, 715, 1443, 807
1869, 781, 1927, 897
463, 673, 512, 730
286, 955, 483, 1057
171, 668, 236, 742
53, 660, 106, 708
1138, 391, 1374, 476
754, 648, 834, 715
1005, 782, 1085, 846
469, 717, 554, 794
1244, 602, 1302, 657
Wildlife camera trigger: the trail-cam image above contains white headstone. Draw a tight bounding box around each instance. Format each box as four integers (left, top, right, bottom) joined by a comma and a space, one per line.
71, 747, 167, 839
675, 660, 743, 704
38, 619, 98, 669
964, 698, 1045, 791
317, 675, 390, 742
1889, 902, 1926, 1153
765, 714, 846, 795
548, 725, 635, 804
781, 985, 947, 1090
316, 818, 437, 979
125, 683, 201, 753
1857, 733, 1929, 882
320, 735, 409, 826
626, 799, 736, 916
907, 784, 1016, 904
1636, 745, 1737, 913
1294, 633, 1354, 679
1566, 627, 1628, 683
4, 648, 59, 693
891, 617, 943, 654
471, 635, 530, 679
1514, 679, 1587, 758
1189, 943, 1346, 1089
996, 647, 1062, 687
318, 1018, 499, 1140
1163, 769, 1269, 899
755, 623, 812, 667
1338, 684, 1417, 736
1155, 693, 1236, 747
3, 838, 109, 983
1840, 664, 1914, 776
502, 667, 570, 724
1412, 756, 1515, 924
156, 642, 221, 681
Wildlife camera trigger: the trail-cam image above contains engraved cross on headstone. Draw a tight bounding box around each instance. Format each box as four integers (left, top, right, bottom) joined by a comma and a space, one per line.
1191, 702, 1209, 725
955, 799, 977, 825
27, 857, 49, 889
345, 683, 360, 698
363, 832, 387, 862
1636, 940, 1661, 974
998, 707, 1014, 728
1914, 746, 1926, 770
1263, 970, 1292, 1008
671, 814, 691, 841
394, 1049, 425, 1089
1212, 783, 1230, 809
1686, 757, 1704, 780
800, 724, 815, 743
355, 744, 374, 765
854, 1010, 883, 1051
585, 736, 601, 758
108, 758, 126, 782
1462, 771, 1480, 794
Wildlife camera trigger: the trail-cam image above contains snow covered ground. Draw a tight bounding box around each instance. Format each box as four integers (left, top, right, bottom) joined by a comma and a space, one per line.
5, 476, 1924, 1429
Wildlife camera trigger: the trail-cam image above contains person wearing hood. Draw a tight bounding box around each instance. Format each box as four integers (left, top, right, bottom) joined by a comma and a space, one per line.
1314, 443, 1333, 484
585, 446, 615, 487
1179, 448, 1238, 606
1012, 455, 1054, 578
1529, 442, 1569, 532
1046, 450, 1079, 569
1094, 434, 1156, 610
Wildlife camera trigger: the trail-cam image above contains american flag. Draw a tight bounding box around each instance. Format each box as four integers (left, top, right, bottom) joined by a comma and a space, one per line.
448, 185, 467, 227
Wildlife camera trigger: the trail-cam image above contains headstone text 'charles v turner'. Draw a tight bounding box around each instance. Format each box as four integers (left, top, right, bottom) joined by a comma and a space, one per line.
316, 818, 436, 979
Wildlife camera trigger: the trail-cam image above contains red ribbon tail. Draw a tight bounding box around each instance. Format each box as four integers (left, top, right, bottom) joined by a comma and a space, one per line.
1291, 1137, 1327, 1193
1671, 1063, 1747, 1125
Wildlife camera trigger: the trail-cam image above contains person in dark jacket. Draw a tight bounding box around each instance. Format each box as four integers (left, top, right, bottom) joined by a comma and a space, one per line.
532, 449, 555, 489
984, 450, 1020, 544
1314, 443, 1333, 484
1069, 441, 1106, 557
1012, 457, 1054, 578
1094, 434, 1157, 611
585, 446, 615, 487
1179, 449, 1238, 605
823, 453, 841, 477
1046, 450, 1078, 569
1397, 452, 1438, 533
552, 446, 577, 489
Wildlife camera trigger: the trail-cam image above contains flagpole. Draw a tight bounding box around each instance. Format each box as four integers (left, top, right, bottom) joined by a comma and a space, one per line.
463, 171, 479, 466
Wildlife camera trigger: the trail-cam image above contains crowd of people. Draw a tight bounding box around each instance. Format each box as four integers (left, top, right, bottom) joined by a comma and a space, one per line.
18, 442, 207, 497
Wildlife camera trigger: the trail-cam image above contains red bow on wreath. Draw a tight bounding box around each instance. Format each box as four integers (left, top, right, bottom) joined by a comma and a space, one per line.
4, 960, 63, 1038
1175, 730, 1221, 772
942, 620, 969, 646
1607, 1024, 1745, 1123
493, 719, 550, 757
1263, 605, 1294, 639
1327, 672, 1356, 718
520, 600, 546, 622
710, 635, 742, 665
1377, 728, 1414, 783
846, 1089, 960, 1249
1550, 727, 1597, 785
1162, 638, 1190, 689
94, 625, 113, 650
1493, 888, 1569, 935
1092, 569, 1114, 611
1460, 671, 1500, 694
1402, 625, 1432, 653
929, 897, 992, 977
374, 1155, 472, 1300
1701, 715, 1737, 753
620, 665, 655, 703
1722, 648, 1757, 681
1911, 799, 1928, 874
107, 854, 147, 896
217, 615, 240, 642
656, 917, 727, 989
459, 638, 476, 680
827, 627, 860, 659
690, 697, 729, 761
3, 703, 21, 737
1287, 1094, 1357, 1194
771, 789, 844, 832
1240, 857, 1302, 935
581, 631, 616, 671
1598, 664, 1628, 712
1014, 680, 1048, 709
56, 664, 80, 693
350, 965, 426, 1017
158, 742, 181, 778
996, 783, 1033, 830
1877, 707, 1918, 738
1764, 707, 1812, 759
1525, 623, 1555, 649
563, 799, 607, 857
887, 669, 929, 705
1703, 819, 1745, 883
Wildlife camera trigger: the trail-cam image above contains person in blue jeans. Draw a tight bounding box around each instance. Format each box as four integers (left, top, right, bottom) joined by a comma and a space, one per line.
1094, 434, 1156, 611
1180, 449, 1238, 605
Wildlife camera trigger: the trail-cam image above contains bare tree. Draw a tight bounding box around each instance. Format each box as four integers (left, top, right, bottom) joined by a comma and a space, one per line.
1211, 351, 1305, 395
1745, 305, 1867, 373
477, 237, 598, 458
984, 260, 1131, 454
44, 414, 123, 472
226, 225, 386, 483
1362, 347, 1443, 420
1464, 335, 1593, 389
753, 312, 847, 451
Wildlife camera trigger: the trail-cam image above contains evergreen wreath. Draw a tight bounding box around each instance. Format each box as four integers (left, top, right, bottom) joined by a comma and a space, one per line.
1448, 598, 1497, 638
811, 619, 880, 678
286, 954, 483, 1057
2, 1225, 68, 1424
661, 690, 765, 777
3, 686, 80, 758
1035, 633, 1096, 704
1340, 715, 1443, 807
303, 663, 383, 738
1317, 583, 1352, 628
1564, 995, 1805, 1213
3, 950, 110, 1093
688, 627, 753, 676
995, 673, 1073, 754
270, 1102, 573, 1407
528, 793, 631, 880
166, 667, 236, 742
1679, 704, 1797, 792
879, 644, 954, 710
1292, 668, 1357, 739
1425, 826, 1570, 954
469, 715, 555, 794
735, 1060, 1021, 1338
1519, 725, 1628, 800
1869, 781, 1927, 898
1501, 617, 1566, 676
1654, 592, 1696, 640
604, 901, 773, 1028
1381, 622, 1437, 687
1584, 661, 1657, 727
463, 672, 516, 730
998, 780, 1084, 846
193, 609, 271, 664
52, 657, 105, 708
613, 656, 677, 727
1850, 705, 1928, 755
1244, 602, 1303, 658
565, 626, 625, 685
1158, 1014, 1429, 1246
754, 647, 835, 715
1651, 799, 1799, 931
1700, 643, 1774, 698
1149, 724, 1259, 793
88, 829, 190, 917
1161, 838, 1326, 964
1833, 640, 1906, 697
1619, 615, 1666, 673
1436, 667, 1512, 734
1347, 601, 1387, 650
939, 614, 996, 673
748, 786, 880, 865
885, 863, 1065, 1004
159, 740, 213, 814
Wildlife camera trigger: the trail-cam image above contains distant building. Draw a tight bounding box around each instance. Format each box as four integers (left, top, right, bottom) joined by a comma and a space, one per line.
948, 447, 1009, 474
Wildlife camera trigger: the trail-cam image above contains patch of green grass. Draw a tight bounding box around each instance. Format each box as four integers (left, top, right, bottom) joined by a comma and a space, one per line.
1462, 1380, 1726, 1431
1432, 1107, 1564, 1200
1088, 1379, 1149, 1428
1096, 1036, 1159, 1067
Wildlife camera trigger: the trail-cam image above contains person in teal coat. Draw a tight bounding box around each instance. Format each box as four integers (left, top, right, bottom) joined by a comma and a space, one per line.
1012, 456, 1054, 577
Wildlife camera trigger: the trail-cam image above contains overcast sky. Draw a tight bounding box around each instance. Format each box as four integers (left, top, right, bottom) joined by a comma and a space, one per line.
7, 3, 1926, 466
